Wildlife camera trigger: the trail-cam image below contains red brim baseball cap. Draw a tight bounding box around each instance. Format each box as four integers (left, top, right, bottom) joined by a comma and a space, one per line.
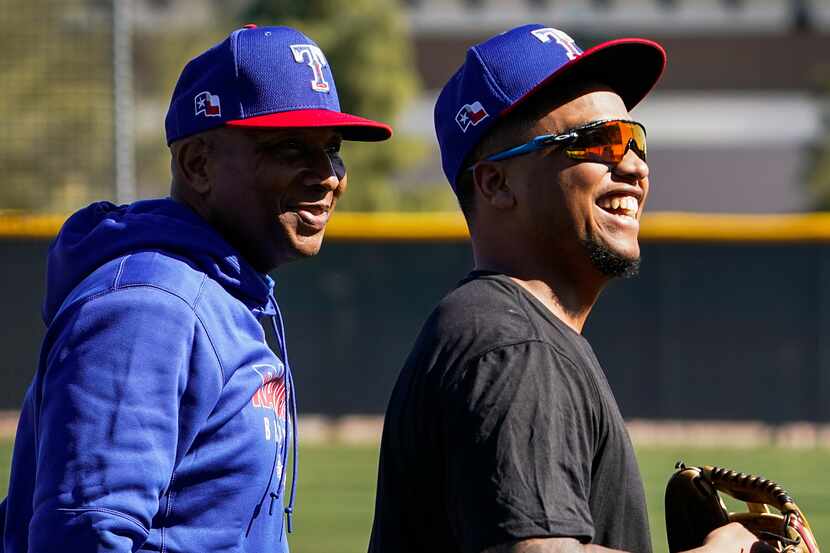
165, 25, 392, 145
434, 25, 666, 189
225, 108, 392, 142
506, 38, 666, 118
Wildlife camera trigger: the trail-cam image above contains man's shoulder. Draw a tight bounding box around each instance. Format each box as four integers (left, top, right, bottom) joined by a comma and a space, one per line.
416, 272, 594, 370
434, 272, 525, 322
118, 251, 208, 300
414, 273, 542, 361
59, 251, 210, 317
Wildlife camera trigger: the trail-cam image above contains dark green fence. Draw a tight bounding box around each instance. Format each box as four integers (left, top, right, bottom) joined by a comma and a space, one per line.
3, 236, 830, 422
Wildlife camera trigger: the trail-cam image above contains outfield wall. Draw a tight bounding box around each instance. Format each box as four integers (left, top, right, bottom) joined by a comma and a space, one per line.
3, 212, 830, 422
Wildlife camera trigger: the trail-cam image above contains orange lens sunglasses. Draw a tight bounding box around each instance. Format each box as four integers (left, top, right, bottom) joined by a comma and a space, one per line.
479, 119, 647, 166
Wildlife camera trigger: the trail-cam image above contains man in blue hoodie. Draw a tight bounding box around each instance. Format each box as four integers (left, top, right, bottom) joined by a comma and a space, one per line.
1, 25, 391, 552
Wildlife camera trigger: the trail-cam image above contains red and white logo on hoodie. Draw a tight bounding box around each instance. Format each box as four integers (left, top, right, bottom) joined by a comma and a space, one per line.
251, 364, 286, 419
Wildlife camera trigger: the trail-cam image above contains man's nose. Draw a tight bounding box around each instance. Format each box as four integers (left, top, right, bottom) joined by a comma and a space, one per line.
613, 148, 649, 184
307, 149, 345, 189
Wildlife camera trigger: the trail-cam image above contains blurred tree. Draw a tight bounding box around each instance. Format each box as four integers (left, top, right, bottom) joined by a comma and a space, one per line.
235, 0, 456, 211
0, 0, 114, 212
131, 24, 227, 200
2, 0, 456, 213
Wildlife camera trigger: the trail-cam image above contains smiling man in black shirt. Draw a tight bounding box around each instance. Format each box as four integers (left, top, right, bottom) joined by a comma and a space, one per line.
368, 24, 765, 553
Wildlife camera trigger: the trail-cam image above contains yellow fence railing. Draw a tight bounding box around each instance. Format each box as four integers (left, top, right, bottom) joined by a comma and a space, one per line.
6, 211, 830, 242
0, 214, 69, 239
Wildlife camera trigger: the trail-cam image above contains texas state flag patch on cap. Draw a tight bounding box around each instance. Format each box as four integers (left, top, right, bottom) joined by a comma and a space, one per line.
456, 101, 488, 132
195, 91, 221, 117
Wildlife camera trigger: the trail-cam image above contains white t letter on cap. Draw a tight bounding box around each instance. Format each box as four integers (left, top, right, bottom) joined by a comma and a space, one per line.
531, 28, 581, 61
290, 44, 331, 93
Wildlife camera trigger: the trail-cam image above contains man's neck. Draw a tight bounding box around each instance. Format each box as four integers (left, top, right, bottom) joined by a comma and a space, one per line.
473, 251, 607, 334
508, 276, 600, 333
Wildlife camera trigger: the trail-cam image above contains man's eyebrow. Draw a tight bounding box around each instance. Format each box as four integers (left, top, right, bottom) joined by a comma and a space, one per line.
250, 132, 295, 145
249, 130, 344, 149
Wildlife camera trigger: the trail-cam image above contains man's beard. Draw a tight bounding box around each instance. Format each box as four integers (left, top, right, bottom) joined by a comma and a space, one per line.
581, 238, 641, 279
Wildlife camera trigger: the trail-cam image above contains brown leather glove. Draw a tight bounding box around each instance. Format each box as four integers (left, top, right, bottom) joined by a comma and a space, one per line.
665, 462, 820, 553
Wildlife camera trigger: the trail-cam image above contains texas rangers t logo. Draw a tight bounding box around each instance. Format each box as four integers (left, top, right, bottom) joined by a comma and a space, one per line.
531, 28, 583, 60
290, 44, 331, 93
194, 91, 221, 117
456, 101, 488, 132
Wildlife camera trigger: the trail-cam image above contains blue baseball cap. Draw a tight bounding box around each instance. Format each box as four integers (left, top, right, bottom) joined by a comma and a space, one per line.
434, 24, 666, 191
165, 24, 392, 145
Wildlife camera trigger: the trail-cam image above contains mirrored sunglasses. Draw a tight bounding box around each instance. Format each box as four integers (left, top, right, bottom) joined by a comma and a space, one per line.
476, 119, 648, 168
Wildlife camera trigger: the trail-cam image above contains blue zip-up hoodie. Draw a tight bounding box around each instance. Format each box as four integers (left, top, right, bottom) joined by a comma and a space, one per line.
2, 198, 297, 552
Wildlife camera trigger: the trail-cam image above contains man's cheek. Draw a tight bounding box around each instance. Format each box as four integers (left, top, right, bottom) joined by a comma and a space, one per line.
333, 176, 348, 199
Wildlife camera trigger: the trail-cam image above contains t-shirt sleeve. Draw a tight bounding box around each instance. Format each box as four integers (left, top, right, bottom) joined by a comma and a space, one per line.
442, 341, 598, 553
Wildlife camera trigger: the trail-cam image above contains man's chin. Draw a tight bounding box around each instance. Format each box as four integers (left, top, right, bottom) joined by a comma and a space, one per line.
287, 234, 325, 259
581, 238, 641, 279
260, 234, 323, 271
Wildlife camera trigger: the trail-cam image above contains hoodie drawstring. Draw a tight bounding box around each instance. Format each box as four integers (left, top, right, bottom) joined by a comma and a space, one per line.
269, 294, 299, 535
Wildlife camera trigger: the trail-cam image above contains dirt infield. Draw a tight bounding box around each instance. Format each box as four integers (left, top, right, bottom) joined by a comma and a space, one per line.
0, 411, 17, 438
304, 417, 830, 447
297, 416, 830, 447
626, 419, 830, 448
1, 411, 828, 447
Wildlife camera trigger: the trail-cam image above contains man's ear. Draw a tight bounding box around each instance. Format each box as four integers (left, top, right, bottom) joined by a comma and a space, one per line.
173, 136, 212, 195
472, 161, 516, 210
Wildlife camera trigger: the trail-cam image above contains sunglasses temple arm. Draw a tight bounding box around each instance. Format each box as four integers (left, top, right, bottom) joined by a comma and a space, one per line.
485, 134, 574, 163
485, 144, 537, 162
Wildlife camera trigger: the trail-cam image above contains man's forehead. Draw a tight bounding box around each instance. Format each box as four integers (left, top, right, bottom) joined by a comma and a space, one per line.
211, 125, 343, 144
248, 126, 342, 141
538, 89, 629, 133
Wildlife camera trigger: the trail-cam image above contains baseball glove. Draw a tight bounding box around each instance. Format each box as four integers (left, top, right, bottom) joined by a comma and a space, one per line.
665, 462, 820, 553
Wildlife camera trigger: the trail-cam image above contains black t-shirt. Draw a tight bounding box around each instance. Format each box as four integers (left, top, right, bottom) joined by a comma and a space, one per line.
368, 272, 651, 553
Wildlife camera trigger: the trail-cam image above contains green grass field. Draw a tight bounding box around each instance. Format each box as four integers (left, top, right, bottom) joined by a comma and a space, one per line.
0, 440, 826, 553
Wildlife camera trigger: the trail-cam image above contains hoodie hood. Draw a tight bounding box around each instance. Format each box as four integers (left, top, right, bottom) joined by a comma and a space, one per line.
43, 198, 274, 325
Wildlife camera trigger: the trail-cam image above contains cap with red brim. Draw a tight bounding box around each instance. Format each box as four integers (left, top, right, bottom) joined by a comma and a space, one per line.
165, 25, 393, 145
226, 108, 392, 142
506, 38, 666, 117
434, 24, 666, 190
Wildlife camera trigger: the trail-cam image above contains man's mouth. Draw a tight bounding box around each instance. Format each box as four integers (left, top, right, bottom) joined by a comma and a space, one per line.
597, 194, 639, 220
287, 203, 330, 231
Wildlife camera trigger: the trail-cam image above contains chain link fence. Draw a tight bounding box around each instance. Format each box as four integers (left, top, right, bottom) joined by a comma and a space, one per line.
0, 0, 116, 213
0, 0, 434, 215
0, 0, 232, 214
2, 0, 827, 214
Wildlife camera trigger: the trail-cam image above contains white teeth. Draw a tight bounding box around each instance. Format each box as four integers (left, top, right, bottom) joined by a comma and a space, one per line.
598, 195, 638, 218
627, 198, 639, 216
